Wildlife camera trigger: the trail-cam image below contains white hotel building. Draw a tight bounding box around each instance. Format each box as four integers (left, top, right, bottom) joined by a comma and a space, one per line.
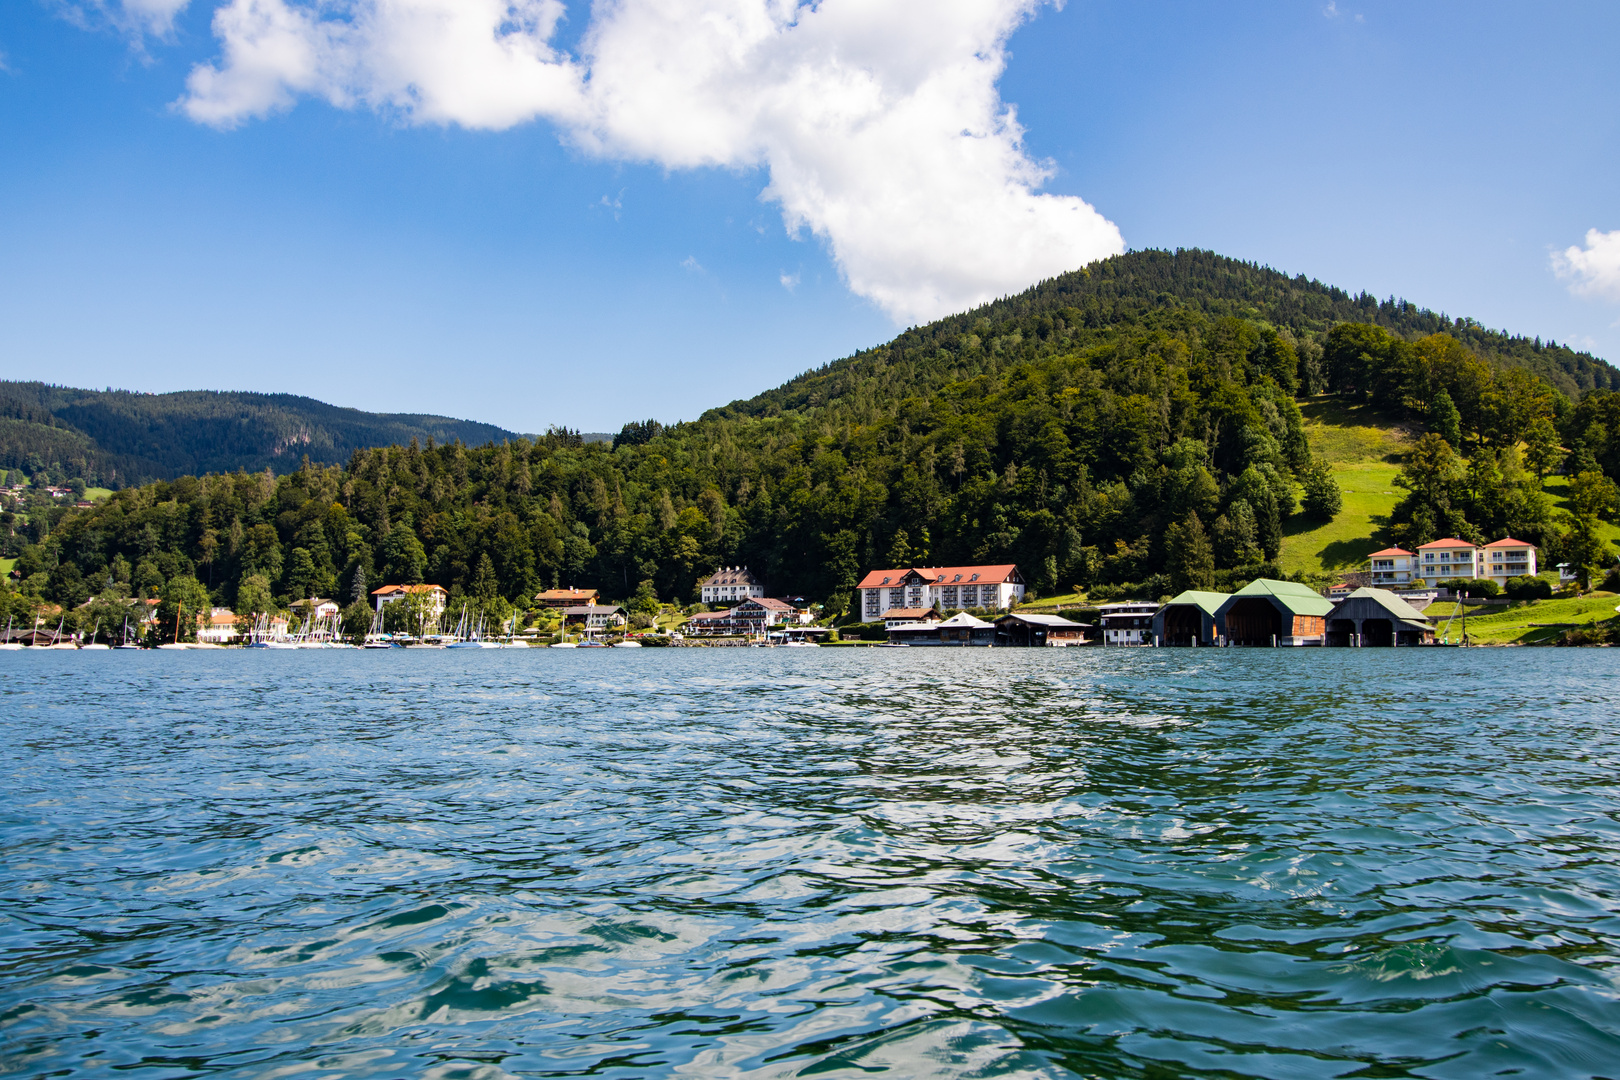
857, 565, 1026, 620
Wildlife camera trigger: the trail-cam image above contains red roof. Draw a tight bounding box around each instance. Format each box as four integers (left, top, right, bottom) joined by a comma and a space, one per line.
856, 564, 1019, 590
1483, 538, 1534, 548
1417, 538, 1476, 550
739, 597, 795, 611
371, 583, 447, 595
1367, 547, 1413, 558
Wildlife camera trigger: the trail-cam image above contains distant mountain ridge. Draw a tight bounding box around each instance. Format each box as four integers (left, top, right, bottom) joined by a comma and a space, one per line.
0, 382, 526, 488
723, 249, 1619, 419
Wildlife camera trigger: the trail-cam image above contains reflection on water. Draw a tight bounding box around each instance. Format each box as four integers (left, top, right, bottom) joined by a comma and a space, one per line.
2, 648, 1618, 1078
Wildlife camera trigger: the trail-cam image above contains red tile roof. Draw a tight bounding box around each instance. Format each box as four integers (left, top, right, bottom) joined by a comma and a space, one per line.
1482, 538, 1534, 548
856, 564, 1018, 590
371, 583, 448, 595
1368, 547, 1413, 557
1417, 538, 1476, 550
882, 607, 939, 619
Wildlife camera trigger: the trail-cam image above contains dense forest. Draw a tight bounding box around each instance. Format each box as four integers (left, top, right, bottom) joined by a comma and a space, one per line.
0, 382, 526, 487
7, 249, 1620, 638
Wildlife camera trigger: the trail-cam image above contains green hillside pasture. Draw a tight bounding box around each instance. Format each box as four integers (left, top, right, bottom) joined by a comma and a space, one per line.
1544, 475, 1620, 550
1281, 463, 1403, 577
85, 488, 113, 502
1297, 398, 1412, 464
1280, 400, 1410, 578
1, 557, 14, 579
1430, 595, 1620, 645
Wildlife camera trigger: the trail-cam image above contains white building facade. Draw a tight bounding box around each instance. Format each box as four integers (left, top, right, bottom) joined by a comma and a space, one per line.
856, 565, 1025, 621
1482, 538, 1537, 586
1097, 601, 1158, 645
1366, 547, 1417, 587
700, 567, 765, 606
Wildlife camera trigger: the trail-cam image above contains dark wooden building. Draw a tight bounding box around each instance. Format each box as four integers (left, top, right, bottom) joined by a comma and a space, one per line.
1152, 590, 1229, 646
1214, 579, 1334, 646
1325, 588, 1434, 646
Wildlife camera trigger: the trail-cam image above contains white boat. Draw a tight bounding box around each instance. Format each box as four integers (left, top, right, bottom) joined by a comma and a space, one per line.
548, 641, 578, 648
79, 642, 111, 650
157, 642, 189, 650
0, 616, 21, 650
613, 639, 642, 648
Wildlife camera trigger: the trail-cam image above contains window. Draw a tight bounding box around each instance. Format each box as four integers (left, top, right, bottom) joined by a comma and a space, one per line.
969, 574, 979, 582
952, 574, 962, 582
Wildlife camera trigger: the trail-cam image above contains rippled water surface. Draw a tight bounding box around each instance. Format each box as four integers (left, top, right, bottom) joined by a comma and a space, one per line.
4, 648, 1620, 1078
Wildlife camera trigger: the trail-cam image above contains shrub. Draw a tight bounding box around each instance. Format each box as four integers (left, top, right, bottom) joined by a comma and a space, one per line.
1441, 577, 1499, 598
1504, 575, 1553, 601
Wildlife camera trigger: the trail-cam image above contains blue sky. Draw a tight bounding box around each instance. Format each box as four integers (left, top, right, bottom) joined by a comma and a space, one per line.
1, 1, 1617, 435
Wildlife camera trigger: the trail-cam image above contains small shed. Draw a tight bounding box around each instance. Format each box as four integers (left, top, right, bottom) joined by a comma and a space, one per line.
994, 612, 1092, 647
1215, 579, 1334, 646
1326, 588, 1434, 646
1153, 590, 1229, 646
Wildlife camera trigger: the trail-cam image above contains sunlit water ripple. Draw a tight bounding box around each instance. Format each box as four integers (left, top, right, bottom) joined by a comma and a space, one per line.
2, 648, 1619, 1078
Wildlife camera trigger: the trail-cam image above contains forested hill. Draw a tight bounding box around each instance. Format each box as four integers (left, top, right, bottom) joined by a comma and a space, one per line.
725, 249, 1618, 421
0, 382, 521, 487
12, 246, 1620, 636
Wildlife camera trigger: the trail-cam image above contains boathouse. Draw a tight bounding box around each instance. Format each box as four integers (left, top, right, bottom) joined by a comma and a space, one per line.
1214, 579, 1333, 646
994, 612, 1091, 647
1325, 588, 1434, 646
1152, 590, 1229, 646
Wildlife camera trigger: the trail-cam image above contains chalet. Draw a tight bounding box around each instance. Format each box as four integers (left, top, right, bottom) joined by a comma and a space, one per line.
371, 583, 448, 619
855, 564, 1025, 621
1325, 588, 1434, 646
994, 612, 1091, 647
535, 587, 598, 608
1481, 538, 1537, 586
1152, 590, 1228, 646
292, 598, 340, 619
1097, 601, 1159, 645
726, 597, 803, 635
882, 606, 941, 629
1214, 579, 1334, 646
1367, 546, 1417, 587
682, 610, 732, 636
700, 567, 764, 605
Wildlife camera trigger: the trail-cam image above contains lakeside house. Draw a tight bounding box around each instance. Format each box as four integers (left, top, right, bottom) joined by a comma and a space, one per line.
1367, 547, 1417, 587
1481, 538, 1537, 586
371, 583, 449, 620
856, 564, 1025, 621
1370, 537, 1540, 588
700, 567, 765, 606
563, 605, 626, 633
198, 607, 238, 644
1097, 601, 1158, 645
684, 597, 808, 636
534, 587, 598, 609
882, 606, 941, 629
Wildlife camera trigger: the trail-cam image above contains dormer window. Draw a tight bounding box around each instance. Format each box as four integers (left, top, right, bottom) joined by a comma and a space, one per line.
935, 575, 944, 583
952, 574, 962, 582
880, 577, 890, 585
969, 574, 979, 582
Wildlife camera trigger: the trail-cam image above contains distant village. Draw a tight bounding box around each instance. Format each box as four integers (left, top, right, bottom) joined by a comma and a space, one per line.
3, 532, 1570, 648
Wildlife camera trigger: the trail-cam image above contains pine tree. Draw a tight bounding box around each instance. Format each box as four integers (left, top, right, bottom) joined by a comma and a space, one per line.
1166, 512, 1215, 593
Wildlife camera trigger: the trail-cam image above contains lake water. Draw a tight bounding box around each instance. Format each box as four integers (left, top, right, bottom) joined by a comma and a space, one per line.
3, 648, 1619, 1079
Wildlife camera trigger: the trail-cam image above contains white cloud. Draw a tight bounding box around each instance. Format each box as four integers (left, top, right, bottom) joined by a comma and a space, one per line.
1553, 229, 1620, 304
780, 270, 800, 292
179, 0, 1124, 323
681, 255, 703, 272
58, 0, 192, 38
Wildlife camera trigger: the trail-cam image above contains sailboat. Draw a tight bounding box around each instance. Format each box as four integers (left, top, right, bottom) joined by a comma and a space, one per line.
115, 616, 142, 649
80, 620, 110, 650
48, 616, 78, 649
0, 616, 21, 650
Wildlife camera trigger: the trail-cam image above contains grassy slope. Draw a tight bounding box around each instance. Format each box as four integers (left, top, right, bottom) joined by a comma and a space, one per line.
1281, 399, 1410, 578
0, 557, 14, 579
1431, 594, 1620, 644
